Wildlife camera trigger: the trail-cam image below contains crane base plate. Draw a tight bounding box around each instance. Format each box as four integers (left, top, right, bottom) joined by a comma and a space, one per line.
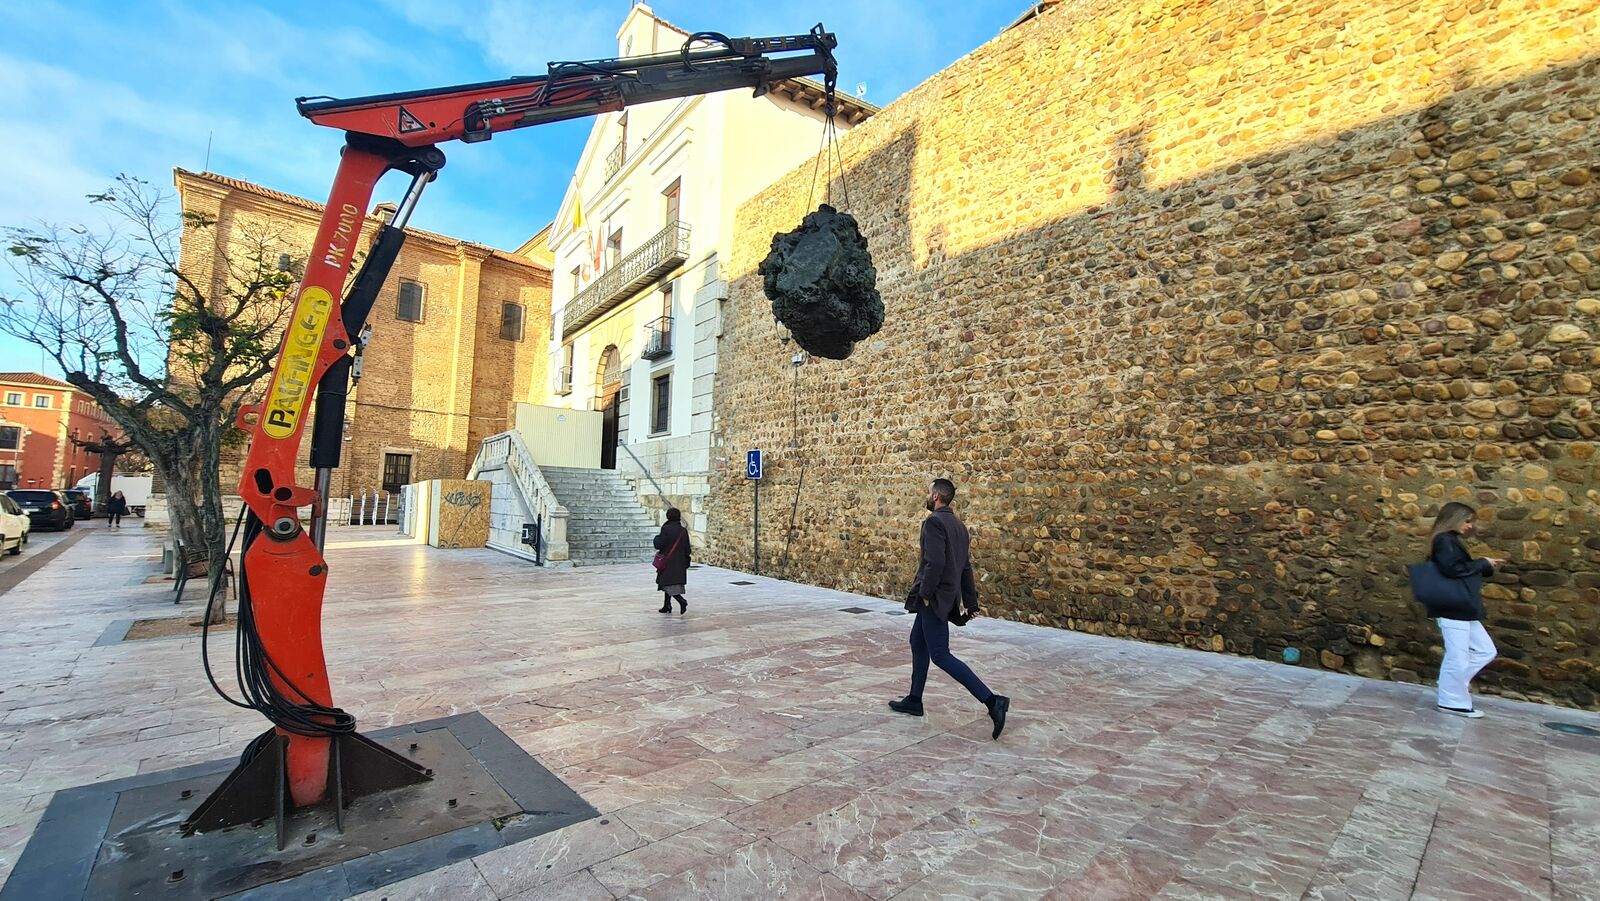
1, 712, 596, 901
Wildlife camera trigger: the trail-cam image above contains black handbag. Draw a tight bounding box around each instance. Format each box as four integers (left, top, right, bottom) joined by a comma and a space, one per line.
1407, 557, 1481, 620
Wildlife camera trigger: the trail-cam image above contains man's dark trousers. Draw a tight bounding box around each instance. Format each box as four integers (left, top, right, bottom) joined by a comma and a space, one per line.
909, 606, 991, 701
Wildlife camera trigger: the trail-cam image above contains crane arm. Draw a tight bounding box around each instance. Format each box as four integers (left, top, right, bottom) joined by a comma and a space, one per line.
225, 25, 839, 811
296, 26, 838, 144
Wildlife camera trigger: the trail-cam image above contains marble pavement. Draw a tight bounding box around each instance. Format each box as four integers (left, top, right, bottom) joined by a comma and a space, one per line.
2, 528, 1597, 900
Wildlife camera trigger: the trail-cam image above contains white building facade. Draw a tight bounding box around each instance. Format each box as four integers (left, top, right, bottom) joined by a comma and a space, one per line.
543, 4, 873, 540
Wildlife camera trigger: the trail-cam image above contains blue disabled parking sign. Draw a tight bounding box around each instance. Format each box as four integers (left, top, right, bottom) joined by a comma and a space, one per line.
746, 449, 763, 480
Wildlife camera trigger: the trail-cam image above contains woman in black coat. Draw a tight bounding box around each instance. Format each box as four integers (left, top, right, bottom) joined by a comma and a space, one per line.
653, 507, 691, 614
1428, 502, 1506, 718
106, 491, 129, 529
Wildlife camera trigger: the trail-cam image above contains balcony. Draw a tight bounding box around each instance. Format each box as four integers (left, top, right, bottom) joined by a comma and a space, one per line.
565, 222, 691, 334
604, 142, 625, 182
554, 365, 573, 396
641, 316, 672, 361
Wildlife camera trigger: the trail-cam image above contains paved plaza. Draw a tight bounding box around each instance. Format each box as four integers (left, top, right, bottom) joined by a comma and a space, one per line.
2, 528, 1598, 900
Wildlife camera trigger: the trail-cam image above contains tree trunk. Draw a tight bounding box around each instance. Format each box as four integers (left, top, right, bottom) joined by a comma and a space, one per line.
156, 443, 225, 624
196, 420, 230, 626
95, 452, 115, 513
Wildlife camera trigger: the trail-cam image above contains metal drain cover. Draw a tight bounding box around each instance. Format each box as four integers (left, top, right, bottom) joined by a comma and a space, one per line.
839, 607, 872, 614
1543, 722, 1600, 737
730, 580, 756, 586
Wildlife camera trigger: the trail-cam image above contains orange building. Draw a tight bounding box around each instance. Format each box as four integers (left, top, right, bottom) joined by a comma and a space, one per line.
0, 373, 118, 490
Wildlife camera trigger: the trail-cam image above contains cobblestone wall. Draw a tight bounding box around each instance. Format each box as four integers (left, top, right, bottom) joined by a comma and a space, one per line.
708, 0, 1600, 707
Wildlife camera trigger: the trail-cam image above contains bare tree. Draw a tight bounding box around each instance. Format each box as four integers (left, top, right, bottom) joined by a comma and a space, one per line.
1, 175, 299, 620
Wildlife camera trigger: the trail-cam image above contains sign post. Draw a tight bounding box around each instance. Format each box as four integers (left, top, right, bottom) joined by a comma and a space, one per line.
746, 449, 762, 575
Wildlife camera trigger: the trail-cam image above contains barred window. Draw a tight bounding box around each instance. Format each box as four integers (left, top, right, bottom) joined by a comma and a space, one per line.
397, 280, 424, 322
500, 302, 524, 341
650, 374, 670, 434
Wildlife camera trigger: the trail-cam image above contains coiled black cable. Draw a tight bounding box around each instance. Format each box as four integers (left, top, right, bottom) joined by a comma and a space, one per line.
201, 505, 355, 762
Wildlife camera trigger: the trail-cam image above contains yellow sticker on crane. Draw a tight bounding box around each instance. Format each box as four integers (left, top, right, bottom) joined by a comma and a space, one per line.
263, 285, 334, 439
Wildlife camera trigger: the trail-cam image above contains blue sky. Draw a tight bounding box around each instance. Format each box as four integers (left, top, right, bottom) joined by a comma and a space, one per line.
0, 0, 1029, 375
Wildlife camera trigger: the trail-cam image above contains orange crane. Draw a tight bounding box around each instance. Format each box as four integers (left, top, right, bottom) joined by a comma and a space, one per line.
188, 25, 839, 846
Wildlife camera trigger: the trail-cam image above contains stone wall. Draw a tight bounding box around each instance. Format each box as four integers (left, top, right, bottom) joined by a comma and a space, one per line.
708, 0, 1600, 707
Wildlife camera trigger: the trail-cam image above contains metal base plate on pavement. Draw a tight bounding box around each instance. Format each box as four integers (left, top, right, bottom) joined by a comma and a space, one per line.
3, 712, 597, 901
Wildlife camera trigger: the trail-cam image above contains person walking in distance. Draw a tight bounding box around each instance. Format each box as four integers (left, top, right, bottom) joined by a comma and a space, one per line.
888, 478, 1010, 739
106, 490, 128, 530
653, 507, 690, 614
1428, 502, 1506, 718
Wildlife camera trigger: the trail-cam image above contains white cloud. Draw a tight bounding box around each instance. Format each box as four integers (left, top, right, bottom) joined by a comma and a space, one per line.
375, 0, 618, 71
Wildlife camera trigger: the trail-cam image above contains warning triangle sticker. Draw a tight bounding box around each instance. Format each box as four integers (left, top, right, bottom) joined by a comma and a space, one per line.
397, 107, 426, 134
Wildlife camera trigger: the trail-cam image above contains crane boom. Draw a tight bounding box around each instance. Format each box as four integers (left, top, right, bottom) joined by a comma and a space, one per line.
216, 24, 838, 817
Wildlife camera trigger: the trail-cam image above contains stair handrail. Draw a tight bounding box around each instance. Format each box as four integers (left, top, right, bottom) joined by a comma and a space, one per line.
469, 431, 570, 562
618, 441, 669, 503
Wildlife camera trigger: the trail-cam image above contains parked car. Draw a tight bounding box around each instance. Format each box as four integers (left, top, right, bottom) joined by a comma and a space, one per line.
0, 494, 29, 556
5, 489, 75, 531
58, 488, 94, 520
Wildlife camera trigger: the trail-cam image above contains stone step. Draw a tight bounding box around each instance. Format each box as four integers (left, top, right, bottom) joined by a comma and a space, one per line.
537, 466, 660, 564
559, 501, 654, 512
555, 494, 644, 505
567, 540, 657, 553
562, 514, 658, 526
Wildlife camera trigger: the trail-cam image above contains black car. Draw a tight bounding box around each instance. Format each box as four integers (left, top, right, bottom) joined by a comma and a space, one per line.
59, 489, 94, 520
5, 490, 75, 531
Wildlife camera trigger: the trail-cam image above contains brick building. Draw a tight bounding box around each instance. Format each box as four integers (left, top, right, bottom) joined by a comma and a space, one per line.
0, 373, 118, 490
708, 0, 1600, 707
174, 169, 553, 500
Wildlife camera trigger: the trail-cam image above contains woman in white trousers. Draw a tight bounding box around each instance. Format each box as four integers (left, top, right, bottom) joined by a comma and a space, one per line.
1428, 503, 1505, 718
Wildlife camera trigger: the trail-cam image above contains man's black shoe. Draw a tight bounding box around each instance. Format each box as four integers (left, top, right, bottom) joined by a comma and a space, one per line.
888, 696, 924, 717
987, 694, 1010, 740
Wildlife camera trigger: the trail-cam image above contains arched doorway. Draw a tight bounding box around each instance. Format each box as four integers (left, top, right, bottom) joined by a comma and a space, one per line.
595, 345, 621, 469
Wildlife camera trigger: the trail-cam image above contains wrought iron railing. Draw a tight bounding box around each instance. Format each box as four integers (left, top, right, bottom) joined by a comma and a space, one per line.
604, 141, 625, 181
564, 222, 690, 333
642, 316, 672, 360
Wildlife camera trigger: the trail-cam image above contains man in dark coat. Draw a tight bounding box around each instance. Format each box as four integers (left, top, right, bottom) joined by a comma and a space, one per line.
888, 478, 1010, 739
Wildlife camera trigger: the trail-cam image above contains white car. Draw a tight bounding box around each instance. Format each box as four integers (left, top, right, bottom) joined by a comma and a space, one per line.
0, 494, 29, 556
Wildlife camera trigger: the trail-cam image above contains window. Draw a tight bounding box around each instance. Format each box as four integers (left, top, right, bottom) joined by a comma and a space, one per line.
571, 265, 582, 294
664, 179, 681, 225
4, 392, 19, 405
397, 280, 424, 322
556, 343, 574, 395
277, 253, 294, 272
381, 453, 413, 494
643, 283, 673, 361
607, 229, 623, 268
0, 426, 19, 450
500, 302, 524, 341
650, 373, 670, 435
33, 395, 50, 408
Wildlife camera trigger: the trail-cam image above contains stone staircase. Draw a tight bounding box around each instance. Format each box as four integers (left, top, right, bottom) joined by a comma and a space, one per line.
540, 467, 658, 565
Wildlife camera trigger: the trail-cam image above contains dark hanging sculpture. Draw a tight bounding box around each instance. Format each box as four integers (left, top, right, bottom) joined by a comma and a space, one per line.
759, 204, 883, 360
